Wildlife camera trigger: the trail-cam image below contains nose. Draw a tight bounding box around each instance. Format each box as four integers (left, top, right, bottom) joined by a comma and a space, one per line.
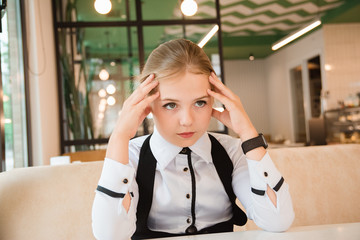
179, 108, 193, 127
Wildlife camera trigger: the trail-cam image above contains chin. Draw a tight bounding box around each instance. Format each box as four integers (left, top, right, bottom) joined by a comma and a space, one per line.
174, 135, 200, 147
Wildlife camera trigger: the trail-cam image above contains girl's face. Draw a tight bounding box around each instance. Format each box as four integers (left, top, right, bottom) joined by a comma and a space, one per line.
150, 71, 213, 147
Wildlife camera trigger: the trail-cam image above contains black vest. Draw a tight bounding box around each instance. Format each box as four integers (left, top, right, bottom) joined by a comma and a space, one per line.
132, 134, 247, 240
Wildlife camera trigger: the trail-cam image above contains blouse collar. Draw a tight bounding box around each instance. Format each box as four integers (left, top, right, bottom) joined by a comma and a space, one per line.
149, 127, 213, 170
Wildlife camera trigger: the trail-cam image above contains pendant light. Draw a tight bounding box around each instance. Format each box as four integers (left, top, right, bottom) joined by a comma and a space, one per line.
181, 0, 198, 17
94, 0, 112, 15
99, 68, 109, 81
99, 31, 111, 81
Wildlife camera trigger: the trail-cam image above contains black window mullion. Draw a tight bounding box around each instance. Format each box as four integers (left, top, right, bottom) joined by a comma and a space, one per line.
52, 0, 225, 152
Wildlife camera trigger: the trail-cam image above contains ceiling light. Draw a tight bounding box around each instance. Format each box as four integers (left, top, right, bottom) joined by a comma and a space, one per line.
100, 98, 107, 106
272, 19, 321, 51
99, 68, 109, 81
99, 103, 106, 112
249, 53, 255, 61
198, 25, 219, 48
325, 64, 332, 71
106, 84, 116, 94
3, 95, 9, 102
181, 0, 198, 17
107, 96, 116, 106
94, 0, 112, 15
98, 112, 104, 119
98, 89, 107, 98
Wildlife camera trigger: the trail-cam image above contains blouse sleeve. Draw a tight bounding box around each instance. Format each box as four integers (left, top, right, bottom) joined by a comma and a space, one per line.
230, 138, 295, 232
92, 156, 139, 240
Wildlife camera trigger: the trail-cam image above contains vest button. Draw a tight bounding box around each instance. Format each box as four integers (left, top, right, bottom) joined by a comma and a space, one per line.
185, 225, 197, 234
186, 218, 191, 224
183, 167, 189, 172
186, 194, 190, 199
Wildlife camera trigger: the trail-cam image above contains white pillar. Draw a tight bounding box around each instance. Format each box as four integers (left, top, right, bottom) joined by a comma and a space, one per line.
25, 0, 60, 165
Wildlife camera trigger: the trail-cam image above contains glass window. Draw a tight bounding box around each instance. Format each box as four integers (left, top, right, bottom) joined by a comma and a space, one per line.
55, 0, 136, 22
0, 0, 29, 170
143, 25, 185, 59
57, 26, 141, 149
142, 0, 181, 21
54, 0, 225, 152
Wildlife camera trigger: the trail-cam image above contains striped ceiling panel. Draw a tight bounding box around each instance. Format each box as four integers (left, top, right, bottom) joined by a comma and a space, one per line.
161, 0, 360, 59
167, 0, 345, 37
75, 0, 359, 59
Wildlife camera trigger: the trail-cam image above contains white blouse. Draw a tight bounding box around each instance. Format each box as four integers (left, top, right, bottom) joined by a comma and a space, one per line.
92, 128, 294, 240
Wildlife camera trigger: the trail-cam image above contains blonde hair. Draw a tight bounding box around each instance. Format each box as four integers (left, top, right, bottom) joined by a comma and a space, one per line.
139, 39, 215, 93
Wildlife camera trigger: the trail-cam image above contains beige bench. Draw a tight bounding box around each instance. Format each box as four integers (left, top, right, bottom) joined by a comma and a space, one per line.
0, 144, 359, 239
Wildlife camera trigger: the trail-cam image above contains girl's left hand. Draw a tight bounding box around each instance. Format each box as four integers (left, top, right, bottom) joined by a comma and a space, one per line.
207, 72, 257, 140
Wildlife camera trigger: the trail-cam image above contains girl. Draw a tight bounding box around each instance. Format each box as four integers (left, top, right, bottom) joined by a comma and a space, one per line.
92, 39, 294, 240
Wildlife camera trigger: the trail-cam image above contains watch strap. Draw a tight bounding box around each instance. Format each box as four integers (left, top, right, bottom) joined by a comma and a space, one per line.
241, 133, 268, 154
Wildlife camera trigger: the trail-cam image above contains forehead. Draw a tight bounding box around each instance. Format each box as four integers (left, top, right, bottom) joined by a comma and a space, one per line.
158, 71, 210, 98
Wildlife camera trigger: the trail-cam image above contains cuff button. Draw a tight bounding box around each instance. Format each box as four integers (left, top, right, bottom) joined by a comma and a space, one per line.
123, 178, 129, 184
264, 172, 268, 177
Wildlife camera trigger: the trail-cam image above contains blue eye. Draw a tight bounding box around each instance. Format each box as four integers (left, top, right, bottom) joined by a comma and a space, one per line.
163, 103, 177, 110
195, 100, 206, 108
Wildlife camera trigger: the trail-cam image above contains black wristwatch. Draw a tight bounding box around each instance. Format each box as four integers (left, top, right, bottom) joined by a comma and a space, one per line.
241, 133, 268, 154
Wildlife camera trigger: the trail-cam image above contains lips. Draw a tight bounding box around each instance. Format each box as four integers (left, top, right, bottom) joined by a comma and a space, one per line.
177, 132, 195, 138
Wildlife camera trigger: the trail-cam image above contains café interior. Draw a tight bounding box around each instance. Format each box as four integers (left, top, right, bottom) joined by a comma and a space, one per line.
0, 0, 359, 239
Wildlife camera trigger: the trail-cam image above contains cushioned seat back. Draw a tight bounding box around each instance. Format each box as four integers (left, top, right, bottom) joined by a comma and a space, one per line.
0, 161, 103, 240
1, 144, 359, 238
242, 144, 360, 230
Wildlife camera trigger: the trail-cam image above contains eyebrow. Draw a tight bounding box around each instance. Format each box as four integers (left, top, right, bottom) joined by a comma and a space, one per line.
160, 95, 210, 102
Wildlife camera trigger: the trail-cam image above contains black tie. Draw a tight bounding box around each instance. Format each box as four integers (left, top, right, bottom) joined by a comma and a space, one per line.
180, 147, 198, 234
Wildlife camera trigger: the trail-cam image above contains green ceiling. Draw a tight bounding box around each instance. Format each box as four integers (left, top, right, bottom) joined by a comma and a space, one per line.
66, 0, 360, 60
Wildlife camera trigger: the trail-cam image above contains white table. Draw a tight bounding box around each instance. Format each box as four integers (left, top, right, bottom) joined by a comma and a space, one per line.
149, 222, 360, 240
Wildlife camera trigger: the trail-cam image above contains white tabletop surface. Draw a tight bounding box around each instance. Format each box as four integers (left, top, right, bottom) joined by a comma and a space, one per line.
149, 222, 360, 240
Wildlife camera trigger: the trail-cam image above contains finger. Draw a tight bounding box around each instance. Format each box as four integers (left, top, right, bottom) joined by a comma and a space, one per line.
207, 89, 235, 110
139, 106, 152, 123
137, 91, 160, 110
209, 73, 236, 100
131, 76, 159, 104
209, 73, 231, 95
127, 74, 154, 99
137, 92, 159, 122
212, 108, 231, 129
141, 73, 155, 85
211, 108, 222, 121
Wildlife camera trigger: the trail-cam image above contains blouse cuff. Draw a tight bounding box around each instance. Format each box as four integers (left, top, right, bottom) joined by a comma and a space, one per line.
247, 152, 283, 192
97, 158, 135, 195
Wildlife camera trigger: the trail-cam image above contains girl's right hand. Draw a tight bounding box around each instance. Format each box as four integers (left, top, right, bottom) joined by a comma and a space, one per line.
112, 74, 159, 140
